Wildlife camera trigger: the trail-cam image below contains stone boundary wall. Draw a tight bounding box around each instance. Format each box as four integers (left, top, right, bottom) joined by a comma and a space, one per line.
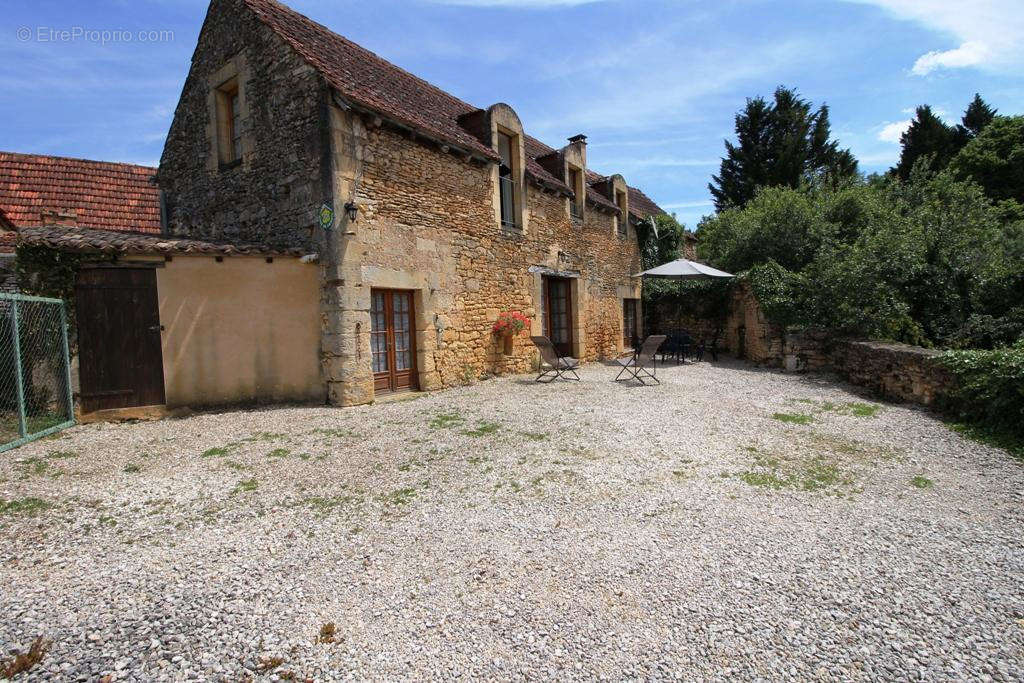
648, 280, 952, 407
829, 340, 951, 406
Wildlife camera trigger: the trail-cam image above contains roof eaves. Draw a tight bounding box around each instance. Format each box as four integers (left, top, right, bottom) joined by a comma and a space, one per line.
333, 92, 497, 163
17, 225, 308, 257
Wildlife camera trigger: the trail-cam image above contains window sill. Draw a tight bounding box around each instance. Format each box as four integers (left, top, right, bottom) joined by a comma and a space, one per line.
500, 222, 525, 239
218, 158, 242, 172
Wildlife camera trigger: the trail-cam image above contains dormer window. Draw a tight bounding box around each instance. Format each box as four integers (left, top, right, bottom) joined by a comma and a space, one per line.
616, 190, 628, 236
567, 166, 583, 220
497, 130, 519, 229
215, 77, 242, 167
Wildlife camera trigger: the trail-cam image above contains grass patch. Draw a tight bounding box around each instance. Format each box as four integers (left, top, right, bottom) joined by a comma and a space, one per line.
378, 487, 416, 506
947, 422, 1024, 461
521, 431, 549, 441
267, 448, 291, 458
224, 460, 250, 471
123, 463, 141, 474
799, 458, 845, 491
298, 495, 359, 514
0, 497, 53, 516
844, 402, 882, 417
231, 478, 258, 495
0, 636, 50, 678
429, 412, 466, 429
735, 449, 854, 494
45, 450, 77, 459
311, 427, 359, 438
397, 458, 423, 472
910, 475, 934, 489
201, 445, 233, 458
15, 456, 52, 478
772, 412, 813, 425
462, 421, 501, 437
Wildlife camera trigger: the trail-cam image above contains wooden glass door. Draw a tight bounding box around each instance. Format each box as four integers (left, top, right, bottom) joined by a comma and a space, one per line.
544, 277, 573, 357
623, 298, 638, 349
370, 289, 418, 393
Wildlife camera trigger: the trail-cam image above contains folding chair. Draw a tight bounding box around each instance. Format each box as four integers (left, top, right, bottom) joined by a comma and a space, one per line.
531, 336, 581, 382
614, 334, 667, 385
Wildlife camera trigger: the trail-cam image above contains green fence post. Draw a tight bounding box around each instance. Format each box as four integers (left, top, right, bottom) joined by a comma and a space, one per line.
59, 302, 74, 423
10, 299, 28, 438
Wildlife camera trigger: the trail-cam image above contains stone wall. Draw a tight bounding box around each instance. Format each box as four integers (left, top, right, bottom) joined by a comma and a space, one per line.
646, 280, 784, 362
649, 280, 952, 406
830, 340, 951, 406
157, 0, 329, 249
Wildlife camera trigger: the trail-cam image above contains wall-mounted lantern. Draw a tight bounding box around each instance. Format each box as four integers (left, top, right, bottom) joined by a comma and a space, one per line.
343, 201, 359, 222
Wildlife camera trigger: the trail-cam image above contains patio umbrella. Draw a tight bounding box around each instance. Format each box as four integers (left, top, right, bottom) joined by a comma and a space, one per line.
632, 258, 734, 279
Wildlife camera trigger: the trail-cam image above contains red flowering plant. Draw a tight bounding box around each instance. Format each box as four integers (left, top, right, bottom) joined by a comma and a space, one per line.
492, 311, 530, 336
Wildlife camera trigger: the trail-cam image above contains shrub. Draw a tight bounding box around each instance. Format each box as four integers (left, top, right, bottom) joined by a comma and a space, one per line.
937, 340, 1024, 439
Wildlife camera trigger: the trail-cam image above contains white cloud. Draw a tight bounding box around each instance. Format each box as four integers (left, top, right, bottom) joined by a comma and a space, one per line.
877, 119, 911, 143
911, 41, 991, 75
842, 0, 1024, 75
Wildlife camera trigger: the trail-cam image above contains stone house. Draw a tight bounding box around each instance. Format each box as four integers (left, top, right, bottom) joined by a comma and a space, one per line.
156, 0, 665, 407
13, 0, 667, 413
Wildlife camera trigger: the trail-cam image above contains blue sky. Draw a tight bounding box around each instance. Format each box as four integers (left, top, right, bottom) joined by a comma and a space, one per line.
2, 0, 1022, 229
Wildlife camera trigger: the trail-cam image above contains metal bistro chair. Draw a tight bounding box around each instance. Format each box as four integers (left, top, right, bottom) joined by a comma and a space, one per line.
614, 334, 667, 385
531, 336, 581, 382
694, 331, 721, 362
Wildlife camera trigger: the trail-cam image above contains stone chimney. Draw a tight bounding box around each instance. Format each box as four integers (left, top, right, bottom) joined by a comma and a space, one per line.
563, 134, 588, 178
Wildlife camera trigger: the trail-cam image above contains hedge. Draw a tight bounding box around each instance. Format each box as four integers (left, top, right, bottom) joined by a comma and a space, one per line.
938, 340, 1024, 441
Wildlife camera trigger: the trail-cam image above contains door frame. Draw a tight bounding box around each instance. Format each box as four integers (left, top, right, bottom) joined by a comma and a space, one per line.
543, 276, 574, 358
370, 288, 419, 394
622, 297, 639, 350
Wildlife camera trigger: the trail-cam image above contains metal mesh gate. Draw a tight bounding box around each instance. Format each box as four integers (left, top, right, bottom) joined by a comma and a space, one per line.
0, 293, 74, 452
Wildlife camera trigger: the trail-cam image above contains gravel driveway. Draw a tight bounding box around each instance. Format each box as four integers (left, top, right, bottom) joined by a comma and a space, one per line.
1, 359, 1022, 681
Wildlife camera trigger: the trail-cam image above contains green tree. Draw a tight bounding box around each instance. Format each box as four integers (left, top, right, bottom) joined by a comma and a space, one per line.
947, 115, 1024, 204
959, 93, 998, 139
696, 171, 1018, 347
893, 105, 956, 180
635, 212, 686, 270
709, 86, 857, 211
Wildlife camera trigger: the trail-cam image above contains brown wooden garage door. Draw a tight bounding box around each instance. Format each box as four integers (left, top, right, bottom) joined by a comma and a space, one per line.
75, 267, 165, 413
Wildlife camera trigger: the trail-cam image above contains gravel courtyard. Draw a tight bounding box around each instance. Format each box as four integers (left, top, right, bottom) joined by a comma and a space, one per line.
1, 359, 1022, 681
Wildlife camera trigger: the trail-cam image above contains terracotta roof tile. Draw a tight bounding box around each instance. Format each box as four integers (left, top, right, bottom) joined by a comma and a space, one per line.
0, 152, 160, 233
627, 187, 664, 220
18, 225, 305, 257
